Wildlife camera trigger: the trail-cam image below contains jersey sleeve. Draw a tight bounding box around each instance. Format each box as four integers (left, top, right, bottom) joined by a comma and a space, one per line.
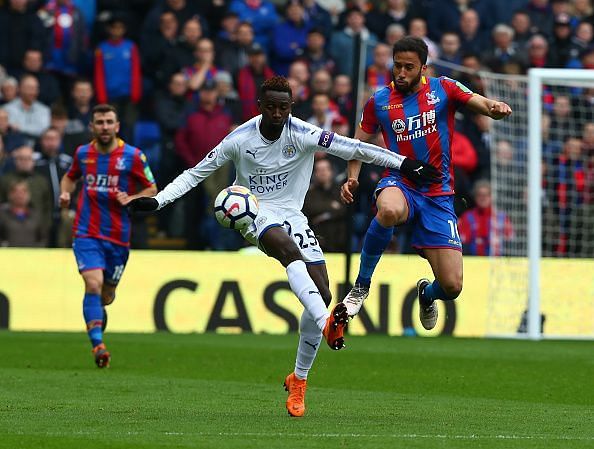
441, 77, 474, 106
155, 139, 235, 209
359, 95, 380, 134
131, 150, 157, 188
66, 147, 82, 180
301, 124, 406, 169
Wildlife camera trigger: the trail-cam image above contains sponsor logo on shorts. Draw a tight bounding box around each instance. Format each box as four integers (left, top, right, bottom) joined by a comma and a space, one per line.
317, 131, 334, 148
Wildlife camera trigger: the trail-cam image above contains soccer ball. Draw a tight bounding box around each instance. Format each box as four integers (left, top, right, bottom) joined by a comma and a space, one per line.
214, 185, 259, 230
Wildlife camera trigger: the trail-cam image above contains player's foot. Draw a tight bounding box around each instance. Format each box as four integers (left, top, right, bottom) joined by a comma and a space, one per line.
322, 303, 348, 350
92, 343, 111, 368
283, 372, 307, 417
342, 283, 369, 317
417, 278, 438, 330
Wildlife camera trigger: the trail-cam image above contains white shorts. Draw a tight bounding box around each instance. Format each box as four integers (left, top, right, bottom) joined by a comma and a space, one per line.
241, 205, 326, 264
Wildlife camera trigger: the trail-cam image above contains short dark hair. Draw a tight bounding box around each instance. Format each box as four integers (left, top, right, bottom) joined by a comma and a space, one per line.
260, 76, 292, 99
92, 104, 118, 120
392, 36, 429, 65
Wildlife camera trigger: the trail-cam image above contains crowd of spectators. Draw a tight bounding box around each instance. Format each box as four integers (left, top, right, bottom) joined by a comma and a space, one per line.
0, 0, 592, 258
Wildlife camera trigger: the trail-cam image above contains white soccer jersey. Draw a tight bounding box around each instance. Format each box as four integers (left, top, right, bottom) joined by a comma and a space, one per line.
155, 115, 406, 210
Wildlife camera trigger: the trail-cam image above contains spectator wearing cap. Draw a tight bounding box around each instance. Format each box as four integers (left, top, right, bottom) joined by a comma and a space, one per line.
229, 0, 278, 53
271, 1, 310, 77
330, 6, 378, 76
548, 13, 575, 67
93, 16, 142, 140
299, 28, 335, 75
2, 74, 50, 139
236, 42, 274, 121
216, 21, 254, 77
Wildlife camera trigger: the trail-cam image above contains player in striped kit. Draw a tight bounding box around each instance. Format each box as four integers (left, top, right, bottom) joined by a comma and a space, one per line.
341, 36, 512, 330
128, 76, 439, 416
59, 104, 157, 368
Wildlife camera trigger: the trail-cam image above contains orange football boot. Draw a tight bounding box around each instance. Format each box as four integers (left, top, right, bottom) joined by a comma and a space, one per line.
284, 372, 307, 417
322, 302, 349, 350
92, 343, 111, 368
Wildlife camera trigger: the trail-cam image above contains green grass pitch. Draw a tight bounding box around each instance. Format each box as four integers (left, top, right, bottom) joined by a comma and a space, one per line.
0, 332, 592, 449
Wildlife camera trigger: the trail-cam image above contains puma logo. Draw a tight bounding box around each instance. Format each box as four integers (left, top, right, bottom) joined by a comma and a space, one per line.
304, 340, 318, 351
246, 149, 257, 158
414, 166, 423, 175
308, 290, 321, 296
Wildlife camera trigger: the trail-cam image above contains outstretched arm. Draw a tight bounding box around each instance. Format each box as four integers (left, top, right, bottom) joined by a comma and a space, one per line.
341, 127, 374, 204
466, 94, 512, 120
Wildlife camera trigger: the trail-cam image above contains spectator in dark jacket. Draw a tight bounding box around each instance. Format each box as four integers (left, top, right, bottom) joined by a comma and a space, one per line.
0, 0, 45, 72
236, 43, 274, 121
271, 1, 309, 77
12, 49, 61, 107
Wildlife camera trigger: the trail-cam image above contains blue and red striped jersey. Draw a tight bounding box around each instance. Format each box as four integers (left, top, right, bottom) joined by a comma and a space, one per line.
360, 76, 474, 196
66, 139, 156, 246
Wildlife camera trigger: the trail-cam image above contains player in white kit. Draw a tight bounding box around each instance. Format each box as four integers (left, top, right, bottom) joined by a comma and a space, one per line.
128, 76, 439, 417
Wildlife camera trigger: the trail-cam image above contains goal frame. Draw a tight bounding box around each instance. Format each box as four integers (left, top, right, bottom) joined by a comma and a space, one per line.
527, 69, 594, 340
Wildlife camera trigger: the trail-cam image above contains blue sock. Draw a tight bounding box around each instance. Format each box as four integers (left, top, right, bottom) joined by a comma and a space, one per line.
355, 218, 394, 287
422, 280, 456, 304
83, 293, 103, 347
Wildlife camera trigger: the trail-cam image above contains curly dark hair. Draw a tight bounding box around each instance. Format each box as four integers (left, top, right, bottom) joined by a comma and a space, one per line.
392, 36, 429, 65
259, 76, 292, 99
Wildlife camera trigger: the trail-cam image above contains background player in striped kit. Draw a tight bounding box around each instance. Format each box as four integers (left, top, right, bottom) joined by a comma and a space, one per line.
341, 37, 512, 330
59, 104, 157, 368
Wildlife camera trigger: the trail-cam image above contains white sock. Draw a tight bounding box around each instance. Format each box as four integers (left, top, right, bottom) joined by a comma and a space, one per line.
294, 310, 322, 380
286, 260, 329, 331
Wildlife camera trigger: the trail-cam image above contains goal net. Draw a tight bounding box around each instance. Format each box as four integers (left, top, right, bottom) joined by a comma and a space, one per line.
481, 69, 594, 340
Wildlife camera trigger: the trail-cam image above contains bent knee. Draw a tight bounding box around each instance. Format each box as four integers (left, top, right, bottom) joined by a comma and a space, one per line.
377, 206, 406, 226
442, 280, 462, 300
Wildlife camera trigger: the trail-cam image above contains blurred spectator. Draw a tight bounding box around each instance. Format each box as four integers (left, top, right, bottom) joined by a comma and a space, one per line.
459, 9, 488, 55
216, 20, 254, 77
182, 37, 220, 103
34, 126, 72, 247
550, 0, 579, 29
525, 33, 551, 68
0, 0, 45, 72
385, 23, 406, 47
583, 122, 594, 257
427, 0, 491, 42
452, 129, 479, 211
482, 24, 522, 72
434, 31, 463, 77
38, 0, 88, 89
0, 108, 26, 154
64, 78, 93, 144
141, 11, 179, 89
168, 17, 205, 76
330, 6, 378, 76
2, 74, 50, 139
236, 42, 274, 121
527, 0, 554, 37
287, 60, 310, 118
549, 94, 580, 142
174, 80, 233, 249
229, 0, 278, 52
551, 137, 586, 256
142, 0, 206, 49
299, 28, 335, 75
13, 49, 61, 107
214, 70, 242, 123
568, 21, 594, 64
307, 92, 340, 130
366, 43, 391, 91
364, 0, 410, 42
0, 145, 52, 232
302, 157, 348, 252
271, 1, 309, 76
93, 16, 142, 141
458, 180, 514, 256
0, 180, 47, 247
300, 0, 333, 40
0, 77, 19, 106
548, 13, 574, 67
408, 17, 439, 60
310, 68, 334, 95
573, 0, 594, 21
332, 74, 354, 130
510, 10, 535, 50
